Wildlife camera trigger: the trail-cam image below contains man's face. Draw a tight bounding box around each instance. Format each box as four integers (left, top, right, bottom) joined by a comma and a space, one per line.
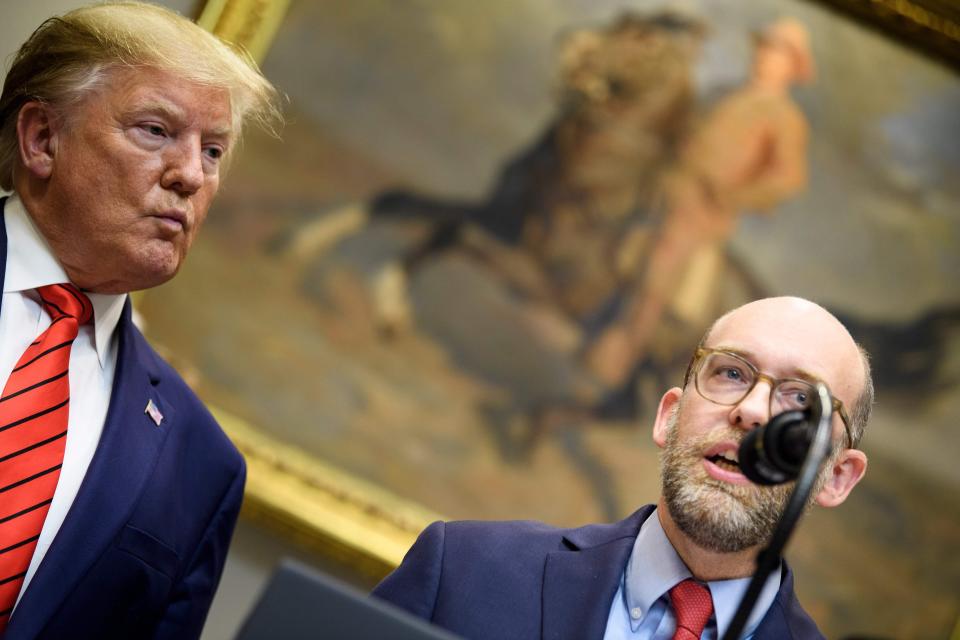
653, 298, 864, 553
32, 66, 232, 293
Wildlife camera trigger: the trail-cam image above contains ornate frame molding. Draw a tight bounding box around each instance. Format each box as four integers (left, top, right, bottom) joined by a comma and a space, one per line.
195, 0, 292, 64
808, 0, 960, 68
210, 406, 441, 579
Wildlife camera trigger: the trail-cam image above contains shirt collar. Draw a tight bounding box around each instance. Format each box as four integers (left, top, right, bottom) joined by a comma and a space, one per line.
623, 507, 781, 636
4, 193, 126, 368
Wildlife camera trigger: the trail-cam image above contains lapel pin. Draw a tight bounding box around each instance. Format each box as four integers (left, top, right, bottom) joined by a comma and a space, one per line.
144, 399, 164, 427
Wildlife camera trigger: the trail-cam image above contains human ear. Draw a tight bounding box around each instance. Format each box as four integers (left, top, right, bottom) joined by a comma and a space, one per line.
815, 449, 868, 508
652, 387, 683, 449
16, 101, 58, 180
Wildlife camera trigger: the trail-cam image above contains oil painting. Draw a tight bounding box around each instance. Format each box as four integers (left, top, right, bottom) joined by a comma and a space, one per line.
140, 0, 960, 637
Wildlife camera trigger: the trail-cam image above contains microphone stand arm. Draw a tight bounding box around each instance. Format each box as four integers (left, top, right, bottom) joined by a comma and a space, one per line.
721, 384, 834, 640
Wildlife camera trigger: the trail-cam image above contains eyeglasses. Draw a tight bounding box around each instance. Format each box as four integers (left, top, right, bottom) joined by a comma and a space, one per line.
688, 347, 854, 449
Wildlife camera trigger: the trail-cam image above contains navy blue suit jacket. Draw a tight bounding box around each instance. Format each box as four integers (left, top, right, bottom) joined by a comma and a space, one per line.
373, 505, 825, 639
1, 203, 245, 639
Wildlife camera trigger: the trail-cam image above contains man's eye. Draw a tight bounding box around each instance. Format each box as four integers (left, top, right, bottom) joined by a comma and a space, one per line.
779, 385, 811, 408
203, 146, 224, 161
717, 367, 743, 381
141, 124, 165, 137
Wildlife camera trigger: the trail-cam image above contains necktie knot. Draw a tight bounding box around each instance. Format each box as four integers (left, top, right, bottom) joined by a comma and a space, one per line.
669, 579, 714, 640
37, 283, 93, 326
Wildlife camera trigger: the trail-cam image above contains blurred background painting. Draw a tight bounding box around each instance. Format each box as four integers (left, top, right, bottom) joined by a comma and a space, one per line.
124, 0, 958, 637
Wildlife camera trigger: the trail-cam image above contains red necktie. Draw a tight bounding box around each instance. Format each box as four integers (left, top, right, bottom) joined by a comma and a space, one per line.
670, 579, 714, 640
0, 283, 92, 630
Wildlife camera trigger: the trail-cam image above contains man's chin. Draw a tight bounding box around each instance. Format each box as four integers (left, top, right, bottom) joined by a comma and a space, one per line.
132, 266, 181, 292
82, 258, 183, 294
132, 245, 185, 289
663, 472, 786, 553
667, 498, 768, 553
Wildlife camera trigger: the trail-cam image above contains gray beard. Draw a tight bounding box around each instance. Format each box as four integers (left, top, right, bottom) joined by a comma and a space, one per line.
660, 413, 796, 553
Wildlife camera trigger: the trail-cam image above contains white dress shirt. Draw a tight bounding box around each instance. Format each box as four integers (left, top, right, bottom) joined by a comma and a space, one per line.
1, 194, 126, 609
603, 508, 781, 640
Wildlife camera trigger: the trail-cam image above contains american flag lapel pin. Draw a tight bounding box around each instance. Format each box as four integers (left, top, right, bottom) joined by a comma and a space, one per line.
144, 399, 164, 427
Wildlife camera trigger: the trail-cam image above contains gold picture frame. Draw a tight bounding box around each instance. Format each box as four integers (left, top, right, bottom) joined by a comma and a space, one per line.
196, 0, 292, 64
210, 405, 441, 578
808, 0, 960, 67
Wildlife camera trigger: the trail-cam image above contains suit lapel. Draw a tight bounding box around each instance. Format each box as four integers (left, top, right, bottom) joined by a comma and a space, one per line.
751, 565, 801, 640
541, 506, 654, 640
8, 301, 173, 638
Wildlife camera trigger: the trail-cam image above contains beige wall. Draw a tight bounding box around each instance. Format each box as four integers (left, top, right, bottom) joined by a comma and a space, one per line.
2, 0, 195, 77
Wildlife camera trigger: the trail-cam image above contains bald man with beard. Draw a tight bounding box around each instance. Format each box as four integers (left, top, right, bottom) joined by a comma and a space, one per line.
373, 297, 871, 640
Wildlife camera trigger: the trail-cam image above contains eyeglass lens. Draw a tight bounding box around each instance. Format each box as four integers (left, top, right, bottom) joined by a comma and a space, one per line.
697, 351, 815, 411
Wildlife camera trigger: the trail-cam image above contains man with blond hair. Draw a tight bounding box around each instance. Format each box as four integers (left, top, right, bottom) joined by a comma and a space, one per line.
375, 296, 872, 639
0, 3, 279, 637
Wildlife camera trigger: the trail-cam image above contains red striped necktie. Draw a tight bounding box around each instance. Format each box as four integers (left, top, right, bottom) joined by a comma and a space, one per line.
670, 579, 714, 640
0, 283, 92, 630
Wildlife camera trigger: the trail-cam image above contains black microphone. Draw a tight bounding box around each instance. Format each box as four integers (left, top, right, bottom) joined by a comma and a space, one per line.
738, 409, 814, 485
723, 384, 834, 640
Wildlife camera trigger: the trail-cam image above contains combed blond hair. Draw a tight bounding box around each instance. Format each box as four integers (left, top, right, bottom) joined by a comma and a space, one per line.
0, 1, 282, 190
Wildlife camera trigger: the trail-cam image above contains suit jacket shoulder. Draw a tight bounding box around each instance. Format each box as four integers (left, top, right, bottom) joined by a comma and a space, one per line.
131, 324, 244, 472
372, 518, 569, 618
373, 508, 652, 640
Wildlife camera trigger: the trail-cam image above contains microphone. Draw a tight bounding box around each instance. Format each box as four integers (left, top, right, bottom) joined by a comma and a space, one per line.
738, 409, 815, 485
723, 384, 835, 640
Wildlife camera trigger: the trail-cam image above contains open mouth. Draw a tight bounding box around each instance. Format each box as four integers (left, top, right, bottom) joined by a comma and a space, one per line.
706, 451, 739, 472
701, 443, 750, 485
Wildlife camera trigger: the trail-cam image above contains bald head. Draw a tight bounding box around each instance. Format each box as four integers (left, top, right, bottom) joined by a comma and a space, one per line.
689, 297, 873, 447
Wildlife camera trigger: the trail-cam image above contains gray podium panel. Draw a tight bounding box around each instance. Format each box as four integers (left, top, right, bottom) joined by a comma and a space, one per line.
235, 558, 461, 639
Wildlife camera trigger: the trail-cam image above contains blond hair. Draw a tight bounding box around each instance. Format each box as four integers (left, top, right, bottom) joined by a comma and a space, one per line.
0, 1, 282, 190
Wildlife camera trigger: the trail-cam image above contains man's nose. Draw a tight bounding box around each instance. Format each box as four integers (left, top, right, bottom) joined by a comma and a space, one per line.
161, 137, 204, 196
730, 381, 772, 430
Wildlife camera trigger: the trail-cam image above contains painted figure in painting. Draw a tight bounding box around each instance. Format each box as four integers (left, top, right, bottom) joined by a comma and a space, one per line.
585, 18, 814, 389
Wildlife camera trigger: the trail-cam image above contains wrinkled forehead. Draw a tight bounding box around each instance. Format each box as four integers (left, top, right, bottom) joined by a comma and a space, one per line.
89, 65, 235, 127
705, 298, 864, 405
